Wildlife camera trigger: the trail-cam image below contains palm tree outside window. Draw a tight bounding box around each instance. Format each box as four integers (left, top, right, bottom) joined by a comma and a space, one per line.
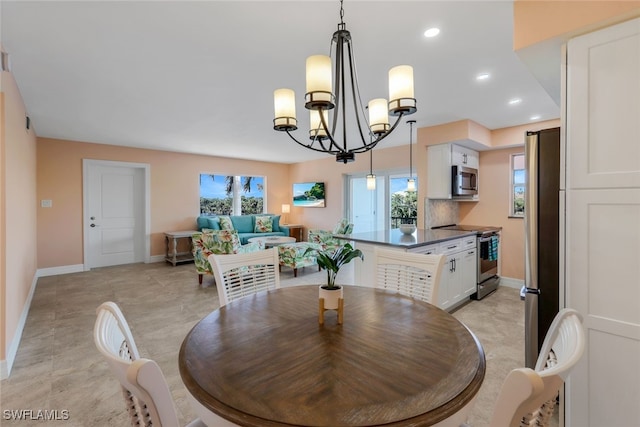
199, 175, 265, 215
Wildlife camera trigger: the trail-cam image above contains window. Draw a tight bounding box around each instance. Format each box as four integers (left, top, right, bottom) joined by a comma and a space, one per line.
200, 174, 265, 215
511, 154, 525, 217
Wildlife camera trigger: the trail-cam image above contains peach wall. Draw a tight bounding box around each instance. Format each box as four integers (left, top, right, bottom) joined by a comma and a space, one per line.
459, 147, 526, 280
490, 119, 560, 148
1, 71, 38, 364
514, 1, 640, 50
288, 142, 415, 234
419, 119, 491, 147
36, 138, 292, 268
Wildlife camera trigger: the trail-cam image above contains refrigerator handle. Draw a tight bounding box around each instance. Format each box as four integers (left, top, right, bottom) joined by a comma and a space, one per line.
524, 132, 539, 369
525, 133, 538, 292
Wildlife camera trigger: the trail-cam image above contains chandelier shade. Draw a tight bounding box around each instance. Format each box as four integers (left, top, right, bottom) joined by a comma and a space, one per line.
272, 0, 416, 163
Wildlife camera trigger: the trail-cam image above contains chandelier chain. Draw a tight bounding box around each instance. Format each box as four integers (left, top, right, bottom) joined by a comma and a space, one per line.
339, 0, 344, 25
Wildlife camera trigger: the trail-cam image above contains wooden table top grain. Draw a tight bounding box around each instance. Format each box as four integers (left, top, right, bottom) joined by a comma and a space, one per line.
179, 285, 485, 427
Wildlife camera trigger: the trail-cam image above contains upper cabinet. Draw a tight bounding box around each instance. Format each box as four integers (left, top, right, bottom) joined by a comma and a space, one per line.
427, 143, 479, 201
567, 18, 640, 190
452, 144, 479, 169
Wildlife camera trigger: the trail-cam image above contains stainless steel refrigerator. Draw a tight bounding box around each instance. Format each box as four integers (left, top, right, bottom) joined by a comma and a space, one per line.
524, 127, 561, 369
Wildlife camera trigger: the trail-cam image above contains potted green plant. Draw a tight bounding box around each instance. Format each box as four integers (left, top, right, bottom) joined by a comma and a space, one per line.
307, 243, 363, 288
305, 243, 364, 311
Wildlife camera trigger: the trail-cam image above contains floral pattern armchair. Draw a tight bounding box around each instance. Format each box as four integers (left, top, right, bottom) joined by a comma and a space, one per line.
308, 218, 354, 254
278, 242, 323, 277
192, 229, 262, 285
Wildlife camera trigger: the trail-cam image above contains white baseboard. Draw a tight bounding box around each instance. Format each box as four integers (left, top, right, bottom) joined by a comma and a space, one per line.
148, 255, 165, 263
1, 272, 38, 380
499, 276, 524, 290
36, 264, 84, 277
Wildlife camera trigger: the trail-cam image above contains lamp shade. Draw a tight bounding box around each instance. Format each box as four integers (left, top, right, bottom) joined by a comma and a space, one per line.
281, 204, 290, 214
366, 174, 376, 190
389, 65, 416, 115
368, 98, 389, 135
407, 178, 416, 192
309, 109, 329, 139
273, 88, 297, 130
306, 55, 333, 106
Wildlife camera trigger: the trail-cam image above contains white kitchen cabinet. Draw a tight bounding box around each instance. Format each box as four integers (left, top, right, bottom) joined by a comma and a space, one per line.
437, 238, 477, 311
438, 253, 461, 309
452, 144, 479, 169
461, 247, 477, 298
565, 17, 640, 427
427, 143, 479, 200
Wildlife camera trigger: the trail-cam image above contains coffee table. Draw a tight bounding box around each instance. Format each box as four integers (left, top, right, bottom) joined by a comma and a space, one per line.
247, 236, 296, 248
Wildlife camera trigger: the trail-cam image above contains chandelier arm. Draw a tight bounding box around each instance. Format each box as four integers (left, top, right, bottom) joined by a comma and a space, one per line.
348, 112, 405, 154
346, 40, 372, 151
285, 130, 340, 155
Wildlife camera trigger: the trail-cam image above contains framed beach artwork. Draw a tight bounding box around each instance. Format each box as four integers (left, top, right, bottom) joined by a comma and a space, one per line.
293, 182, 325, 208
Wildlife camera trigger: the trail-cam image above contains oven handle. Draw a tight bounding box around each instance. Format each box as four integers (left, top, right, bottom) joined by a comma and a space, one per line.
479, 235, 498, 243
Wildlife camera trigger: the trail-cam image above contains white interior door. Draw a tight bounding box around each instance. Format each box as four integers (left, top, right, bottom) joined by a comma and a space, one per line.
84, 160, 148, 269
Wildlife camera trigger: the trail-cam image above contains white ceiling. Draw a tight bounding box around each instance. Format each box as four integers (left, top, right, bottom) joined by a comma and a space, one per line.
1, 1, 560, 164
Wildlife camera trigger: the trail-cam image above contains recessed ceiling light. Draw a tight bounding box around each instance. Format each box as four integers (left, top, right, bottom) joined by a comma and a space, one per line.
424, 28, 440, 38
508, 98, 522, 105
530, 115, 541, 121
476, 73, 490, 81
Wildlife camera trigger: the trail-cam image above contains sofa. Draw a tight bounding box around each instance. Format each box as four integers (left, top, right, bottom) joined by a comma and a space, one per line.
196, 214, 290, 244
191, 229, 262, 284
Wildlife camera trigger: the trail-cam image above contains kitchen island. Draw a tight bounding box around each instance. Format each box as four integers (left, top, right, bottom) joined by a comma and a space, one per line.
336, 228, 478, 311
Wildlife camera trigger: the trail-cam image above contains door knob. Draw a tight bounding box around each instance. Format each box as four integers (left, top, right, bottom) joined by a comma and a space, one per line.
90, 224, 96, 228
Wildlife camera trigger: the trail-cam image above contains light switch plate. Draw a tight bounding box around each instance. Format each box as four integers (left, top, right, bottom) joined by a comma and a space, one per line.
41, 199, 52, 208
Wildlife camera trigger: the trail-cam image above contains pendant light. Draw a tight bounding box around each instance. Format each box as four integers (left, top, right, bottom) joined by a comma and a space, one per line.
366, 148, 376, 190
407, 120, 416, 192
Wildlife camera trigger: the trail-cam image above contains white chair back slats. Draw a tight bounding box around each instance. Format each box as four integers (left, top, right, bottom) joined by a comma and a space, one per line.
486, 308, 585, 427
94, 302, 206, 427
210, 248, 280, 307
373, 247, 445, 305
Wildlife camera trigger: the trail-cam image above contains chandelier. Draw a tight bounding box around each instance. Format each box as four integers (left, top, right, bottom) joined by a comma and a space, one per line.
272, 0, 417, 163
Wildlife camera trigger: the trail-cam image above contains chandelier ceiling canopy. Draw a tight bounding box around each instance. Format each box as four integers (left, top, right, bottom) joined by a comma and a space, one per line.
273, 0, 417, 164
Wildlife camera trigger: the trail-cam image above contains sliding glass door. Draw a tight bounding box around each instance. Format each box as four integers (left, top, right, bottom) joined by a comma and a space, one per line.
347, 172, 416, 233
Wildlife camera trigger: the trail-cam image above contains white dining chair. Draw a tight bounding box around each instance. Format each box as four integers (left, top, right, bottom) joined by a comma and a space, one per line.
373, 247, 445, 304
210, 247, 280, 307
94, 301, 209, 427
461, 308, 585, 427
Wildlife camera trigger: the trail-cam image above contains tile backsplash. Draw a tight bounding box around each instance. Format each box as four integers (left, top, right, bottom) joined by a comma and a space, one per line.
424, 199, 459, 228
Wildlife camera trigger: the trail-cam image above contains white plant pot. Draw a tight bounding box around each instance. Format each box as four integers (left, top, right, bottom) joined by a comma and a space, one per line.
319, 285, 343, 310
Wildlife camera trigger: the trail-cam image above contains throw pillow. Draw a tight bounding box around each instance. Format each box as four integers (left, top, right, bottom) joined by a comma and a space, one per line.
271, 215, 281, 232
218, 216, 234, 230
254, 215, 273, 233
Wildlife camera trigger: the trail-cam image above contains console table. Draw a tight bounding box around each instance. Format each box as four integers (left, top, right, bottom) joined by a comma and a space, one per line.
164, 230, 198, 266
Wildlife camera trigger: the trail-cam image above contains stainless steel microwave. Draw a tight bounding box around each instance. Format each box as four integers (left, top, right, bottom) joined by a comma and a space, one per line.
452, 165, 478, 197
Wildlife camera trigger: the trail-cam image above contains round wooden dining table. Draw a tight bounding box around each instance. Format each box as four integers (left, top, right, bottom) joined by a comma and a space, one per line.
179, 285, 485, 427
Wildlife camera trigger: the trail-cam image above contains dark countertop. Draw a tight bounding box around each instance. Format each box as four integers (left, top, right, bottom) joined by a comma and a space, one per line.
335, 228, 477, 249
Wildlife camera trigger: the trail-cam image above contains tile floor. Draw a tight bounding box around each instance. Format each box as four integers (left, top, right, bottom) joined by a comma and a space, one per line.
1, 261, 526, 427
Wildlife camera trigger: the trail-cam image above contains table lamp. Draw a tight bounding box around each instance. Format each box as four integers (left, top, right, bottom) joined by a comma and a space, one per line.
281, 204, 290, 224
